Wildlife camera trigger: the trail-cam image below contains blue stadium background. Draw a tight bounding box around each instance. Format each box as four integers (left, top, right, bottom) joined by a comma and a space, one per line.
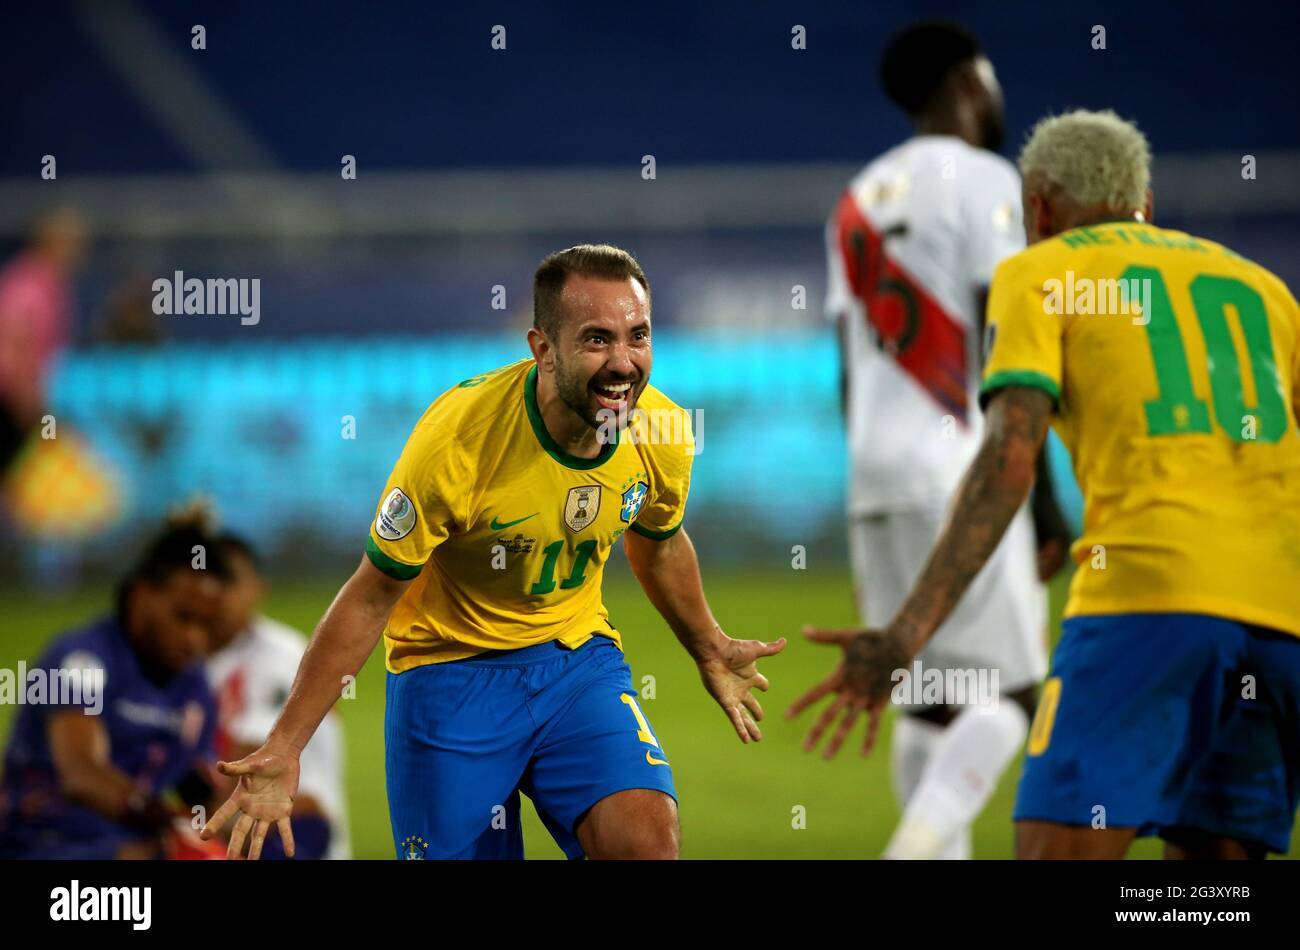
3, 0, 1297, 575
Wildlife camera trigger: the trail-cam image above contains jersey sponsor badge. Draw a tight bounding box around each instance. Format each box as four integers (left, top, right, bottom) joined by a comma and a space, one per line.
621, 481, 649, 522
563, 485, 601, 532
376, 488, 417, 540
498, 532, 536, 554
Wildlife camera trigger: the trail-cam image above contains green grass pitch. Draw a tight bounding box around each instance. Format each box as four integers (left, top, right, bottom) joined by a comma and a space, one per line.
2, 565, 1293, 859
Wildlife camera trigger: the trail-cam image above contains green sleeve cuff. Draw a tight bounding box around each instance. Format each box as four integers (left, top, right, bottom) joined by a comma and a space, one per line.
629, 521, 682, 541
365, 536, 424, 580
979, 369, 1060, 410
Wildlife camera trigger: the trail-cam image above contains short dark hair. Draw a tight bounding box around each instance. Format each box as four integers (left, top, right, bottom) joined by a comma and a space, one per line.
880, 20, 981, 116
532, 244, 650, 339
114, 504, 232, 621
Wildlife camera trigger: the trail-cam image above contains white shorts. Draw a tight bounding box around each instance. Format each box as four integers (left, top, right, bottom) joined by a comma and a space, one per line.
848, 504, 1048, 705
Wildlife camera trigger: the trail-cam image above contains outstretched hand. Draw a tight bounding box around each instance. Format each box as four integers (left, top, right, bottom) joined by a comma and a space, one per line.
697, 636, 787, 743
785, 625, 912, 759
200, 745, 301, 860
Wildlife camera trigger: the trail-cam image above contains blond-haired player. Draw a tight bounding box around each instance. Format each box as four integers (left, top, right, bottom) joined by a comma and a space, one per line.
793, 109, 1300, 859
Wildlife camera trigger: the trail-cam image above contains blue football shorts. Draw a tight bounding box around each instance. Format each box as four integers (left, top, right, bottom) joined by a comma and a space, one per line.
1015, 612, 1300, 853
385, 635, 676, 859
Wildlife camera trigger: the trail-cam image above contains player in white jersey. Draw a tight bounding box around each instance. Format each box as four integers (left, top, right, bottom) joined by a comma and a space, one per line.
206, 535, 351, 859
806, 21, 1069, 859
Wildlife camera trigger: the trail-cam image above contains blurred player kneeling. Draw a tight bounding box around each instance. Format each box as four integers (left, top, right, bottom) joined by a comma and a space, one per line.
0, 513, 229, 859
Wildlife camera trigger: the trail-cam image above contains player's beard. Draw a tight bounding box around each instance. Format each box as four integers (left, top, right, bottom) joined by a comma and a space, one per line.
554, 359, 605, 431
553, 358, 639, 434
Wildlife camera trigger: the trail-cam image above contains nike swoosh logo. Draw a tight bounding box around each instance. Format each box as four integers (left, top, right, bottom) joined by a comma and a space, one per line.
490, 513, 538, 530
645, 751, 670, 767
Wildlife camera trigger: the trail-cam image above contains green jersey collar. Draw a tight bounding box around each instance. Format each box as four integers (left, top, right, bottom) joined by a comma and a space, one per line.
524, 364, 619, 470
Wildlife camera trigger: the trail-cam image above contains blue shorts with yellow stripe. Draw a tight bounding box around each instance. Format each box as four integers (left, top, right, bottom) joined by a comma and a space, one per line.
1015, 612, 1300, 854
385, 635, 675, 860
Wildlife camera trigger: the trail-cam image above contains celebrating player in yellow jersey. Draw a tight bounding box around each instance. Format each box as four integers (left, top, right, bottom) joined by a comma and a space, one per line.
791, 110, 1300, 859
202, 244, 785, 859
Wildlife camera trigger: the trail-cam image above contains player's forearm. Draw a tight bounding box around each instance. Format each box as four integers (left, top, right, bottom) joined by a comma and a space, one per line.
266, 566, 396, 754
889, 388, 1049, 651
48, 712, 148, 823
56, 751, 176, 834
625, 528, 727, 662
59, 759, 140, 821
892, 457, 1029, 650
1031, 445, 1071, 548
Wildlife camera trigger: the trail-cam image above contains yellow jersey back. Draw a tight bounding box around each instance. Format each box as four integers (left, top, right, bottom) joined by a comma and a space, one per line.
981, 220, 1300, 636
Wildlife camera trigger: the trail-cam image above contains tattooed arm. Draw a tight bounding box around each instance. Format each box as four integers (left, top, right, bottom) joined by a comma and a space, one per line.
887, 385, 1054, 654
788, 385, 1054, 758
1031, 444, 1073, 580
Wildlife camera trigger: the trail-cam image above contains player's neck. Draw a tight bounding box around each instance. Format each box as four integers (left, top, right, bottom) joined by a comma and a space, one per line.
912, 109, 977, 148
1056, 208, 1147, 234
124, 625, 179, 687
534, 373, 605, 459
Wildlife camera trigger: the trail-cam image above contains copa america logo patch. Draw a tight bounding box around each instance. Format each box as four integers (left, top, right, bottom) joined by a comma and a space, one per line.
376, 488, 416, 540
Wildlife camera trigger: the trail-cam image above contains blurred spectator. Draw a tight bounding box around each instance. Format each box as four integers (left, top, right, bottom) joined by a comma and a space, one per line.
0, 206, 88, 476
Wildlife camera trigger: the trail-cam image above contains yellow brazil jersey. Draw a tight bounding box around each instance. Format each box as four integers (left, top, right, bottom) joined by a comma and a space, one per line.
366, 358, 694, 671
981, 220, 1300, 636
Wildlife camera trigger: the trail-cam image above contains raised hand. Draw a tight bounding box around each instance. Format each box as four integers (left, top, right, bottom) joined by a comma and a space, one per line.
696, 635, 787, 743
200, 744, 301, 860
786, 625, 911, 759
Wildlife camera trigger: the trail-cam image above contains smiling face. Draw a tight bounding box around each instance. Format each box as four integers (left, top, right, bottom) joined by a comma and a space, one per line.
539, 273, 653, 430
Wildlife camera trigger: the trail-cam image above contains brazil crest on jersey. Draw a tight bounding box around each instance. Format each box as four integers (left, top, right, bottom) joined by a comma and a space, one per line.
981, 220, 1300, 636
367, 359, 694, 670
